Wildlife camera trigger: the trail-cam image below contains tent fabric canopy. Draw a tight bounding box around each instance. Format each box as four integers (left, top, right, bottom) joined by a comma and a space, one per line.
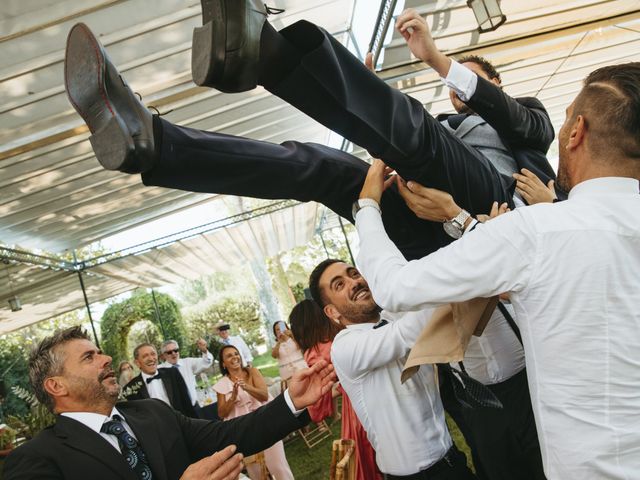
1, 0, 639, 334
0, 202, 318, 334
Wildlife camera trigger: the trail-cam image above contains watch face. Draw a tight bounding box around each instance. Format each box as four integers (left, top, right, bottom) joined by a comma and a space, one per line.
443, 221, 463, 239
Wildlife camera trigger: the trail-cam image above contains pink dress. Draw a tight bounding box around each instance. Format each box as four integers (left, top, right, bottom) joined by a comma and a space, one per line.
276, 337, 308, 381
213, 373, 294, 480
304, 342, 335, 423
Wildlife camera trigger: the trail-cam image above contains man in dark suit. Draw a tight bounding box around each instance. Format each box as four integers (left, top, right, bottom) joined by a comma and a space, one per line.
2, 326, 334, 479
123, 343, 197, 418
63, 6, 559, 261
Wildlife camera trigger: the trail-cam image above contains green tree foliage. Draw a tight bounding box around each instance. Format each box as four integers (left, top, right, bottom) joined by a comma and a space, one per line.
100, 289, 186, 366
182, 297, 263, 360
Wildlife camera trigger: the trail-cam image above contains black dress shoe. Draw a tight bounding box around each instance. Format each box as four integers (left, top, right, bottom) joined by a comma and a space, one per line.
64, 23, 155, 174
191, 0, 267, 92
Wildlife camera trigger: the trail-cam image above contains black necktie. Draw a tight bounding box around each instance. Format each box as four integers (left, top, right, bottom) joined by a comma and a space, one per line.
373, 319, 388, 329
101, 415, 153, 480
146, 374, 161, 384
439, 363, 503, 409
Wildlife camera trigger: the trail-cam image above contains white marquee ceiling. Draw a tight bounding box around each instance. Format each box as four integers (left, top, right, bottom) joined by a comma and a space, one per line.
1, 0, 639, 334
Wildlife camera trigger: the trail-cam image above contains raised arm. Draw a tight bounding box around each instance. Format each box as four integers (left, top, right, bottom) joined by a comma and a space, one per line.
396, 8, 554, 152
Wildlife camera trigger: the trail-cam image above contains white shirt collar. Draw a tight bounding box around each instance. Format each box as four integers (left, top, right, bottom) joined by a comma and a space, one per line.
140, 370, 159, 381
569, 177, 639, 199
61, 406, 123, 434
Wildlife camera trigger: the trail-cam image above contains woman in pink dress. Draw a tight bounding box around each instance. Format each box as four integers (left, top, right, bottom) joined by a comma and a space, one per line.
213, 345, 295, 480
271, 321, 308, 382
289, 300, 382, 480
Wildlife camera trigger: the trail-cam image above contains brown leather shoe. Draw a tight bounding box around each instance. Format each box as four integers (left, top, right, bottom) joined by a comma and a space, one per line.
191, 0, 268, 92
64, 23, 155, 173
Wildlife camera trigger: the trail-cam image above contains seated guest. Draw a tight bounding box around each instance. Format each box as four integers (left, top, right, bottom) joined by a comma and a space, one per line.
213, 345, 294, 480
309, 260, 475, 479
159, 338, 213, 416
271, 321, 307, 382
3, 326, 336, 479
290, 299, 382, 480
123, 342, 197, 418
117, 360, 135, 387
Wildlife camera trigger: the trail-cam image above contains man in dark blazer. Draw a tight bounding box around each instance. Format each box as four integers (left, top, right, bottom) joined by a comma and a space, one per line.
123, 343, 197, 418
63, 10, 558, 262
2, 326, 334, 479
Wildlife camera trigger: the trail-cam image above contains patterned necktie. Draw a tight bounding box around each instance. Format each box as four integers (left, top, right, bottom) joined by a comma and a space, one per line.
439, 363, 503, 409
101, 415, 153, 480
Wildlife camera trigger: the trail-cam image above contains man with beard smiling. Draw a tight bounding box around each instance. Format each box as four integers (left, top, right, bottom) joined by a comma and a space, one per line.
354, 64, 640, 479
308, 259, 476, 479
3, 326, 335, 480
123, 343, 197, 418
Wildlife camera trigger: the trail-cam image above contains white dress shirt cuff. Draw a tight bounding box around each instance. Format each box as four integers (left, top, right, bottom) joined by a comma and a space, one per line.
441, 60, 478, 102
283, 389, 305, 417
355, 203, 384, 236
464, 218, 479, 234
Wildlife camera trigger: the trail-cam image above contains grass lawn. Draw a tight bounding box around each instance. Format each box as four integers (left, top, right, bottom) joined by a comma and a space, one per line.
253, 351, 280, 378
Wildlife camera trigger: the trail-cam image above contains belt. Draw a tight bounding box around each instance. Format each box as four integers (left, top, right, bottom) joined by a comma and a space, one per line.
384, 445, 462, 480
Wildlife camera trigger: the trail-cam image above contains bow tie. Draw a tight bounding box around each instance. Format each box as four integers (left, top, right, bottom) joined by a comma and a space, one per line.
146, 374, 161, 384
373, 319, 389, 329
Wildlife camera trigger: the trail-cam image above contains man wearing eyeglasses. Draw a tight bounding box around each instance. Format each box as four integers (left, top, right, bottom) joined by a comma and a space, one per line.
159, 339, 213, 417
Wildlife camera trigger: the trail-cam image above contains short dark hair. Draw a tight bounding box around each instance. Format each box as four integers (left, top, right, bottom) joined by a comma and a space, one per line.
458, 55, 501, 83
308, 258, 342, 306
133, 342, 155, 359
573, 62, 640, 161
29, 326, 92, 412
289, 299, 344, 353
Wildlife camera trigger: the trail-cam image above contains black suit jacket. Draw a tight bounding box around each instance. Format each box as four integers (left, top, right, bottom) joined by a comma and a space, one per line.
3, 396, 308, 480
463, 75, 567, 201
123, 368, 197, 418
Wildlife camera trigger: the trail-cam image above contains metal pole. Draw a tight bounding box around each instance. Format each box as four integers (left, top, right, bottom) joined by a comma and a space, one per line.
151, 289, 167, 339
338, 216, 356, 265
75, 256, 100, 349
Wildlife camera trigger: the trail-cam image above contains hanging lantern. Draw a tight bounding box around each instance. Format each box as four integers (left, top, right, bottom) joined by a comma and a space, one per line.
467, 0, 507, 33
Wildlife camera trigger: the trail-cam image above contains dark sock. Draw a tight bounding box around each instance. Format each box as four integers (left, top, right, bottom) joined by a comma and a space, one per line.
258, 22, 302, 88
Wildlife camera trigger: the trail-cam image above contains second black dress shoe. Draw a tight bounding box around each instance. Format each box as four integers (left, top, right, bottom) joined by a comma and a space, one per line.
64, 23, 155, 173
191, 0, 267, 92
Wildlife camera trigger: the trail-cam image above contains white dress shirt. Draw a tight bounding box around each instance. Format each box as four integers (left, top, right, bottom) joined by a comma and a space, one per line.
62, 407, 136, 453
141, 371, 171, 405
160, 351, 213, 406
331, 311, 452, 476
222, 335, 253, 365
356, 177, 640, 479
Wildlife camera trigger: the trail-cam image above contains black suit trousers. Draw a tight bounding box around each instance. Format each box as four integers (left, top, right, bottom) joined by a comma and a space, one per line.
142, 21, 512, 259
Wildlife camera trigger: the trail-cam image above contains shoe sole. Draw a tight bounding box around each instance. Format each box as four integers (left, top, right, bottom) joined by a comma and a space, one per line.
192, 0, 226, 88
64, 23, 135, 171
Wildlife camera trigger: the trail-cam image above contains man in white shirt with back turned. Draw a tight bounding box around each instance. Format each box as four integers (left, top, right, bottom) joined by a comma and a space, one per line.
355, 62, 640, 479
308, 259, 476, 480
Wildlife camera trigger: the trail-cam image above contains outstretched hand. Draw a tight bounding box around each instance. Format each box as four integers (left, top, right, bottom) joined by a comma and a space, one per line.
180, 445, 243, 480
396, 178, 460, 222
395, 9, 451, 76
359, 159, 395, 204
288, 360, 336, 411
476, 201, 510, 223
513, 168, 556, 204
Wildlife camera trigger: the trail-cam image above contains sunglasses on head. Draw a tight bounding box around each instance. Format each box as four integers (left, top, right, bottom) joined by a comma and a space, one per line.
165, 348, 179, 355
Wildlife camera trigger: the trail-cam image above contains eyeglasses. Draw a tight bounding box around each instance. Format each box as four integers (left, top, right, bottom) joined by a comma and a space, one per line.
165, 348, 179, 355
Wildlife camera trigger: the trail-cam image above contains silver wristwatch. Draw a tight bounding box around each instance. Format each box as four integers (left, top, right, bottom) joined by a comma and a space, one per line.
352, 198, 381, 219
443, 209, 471, 239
